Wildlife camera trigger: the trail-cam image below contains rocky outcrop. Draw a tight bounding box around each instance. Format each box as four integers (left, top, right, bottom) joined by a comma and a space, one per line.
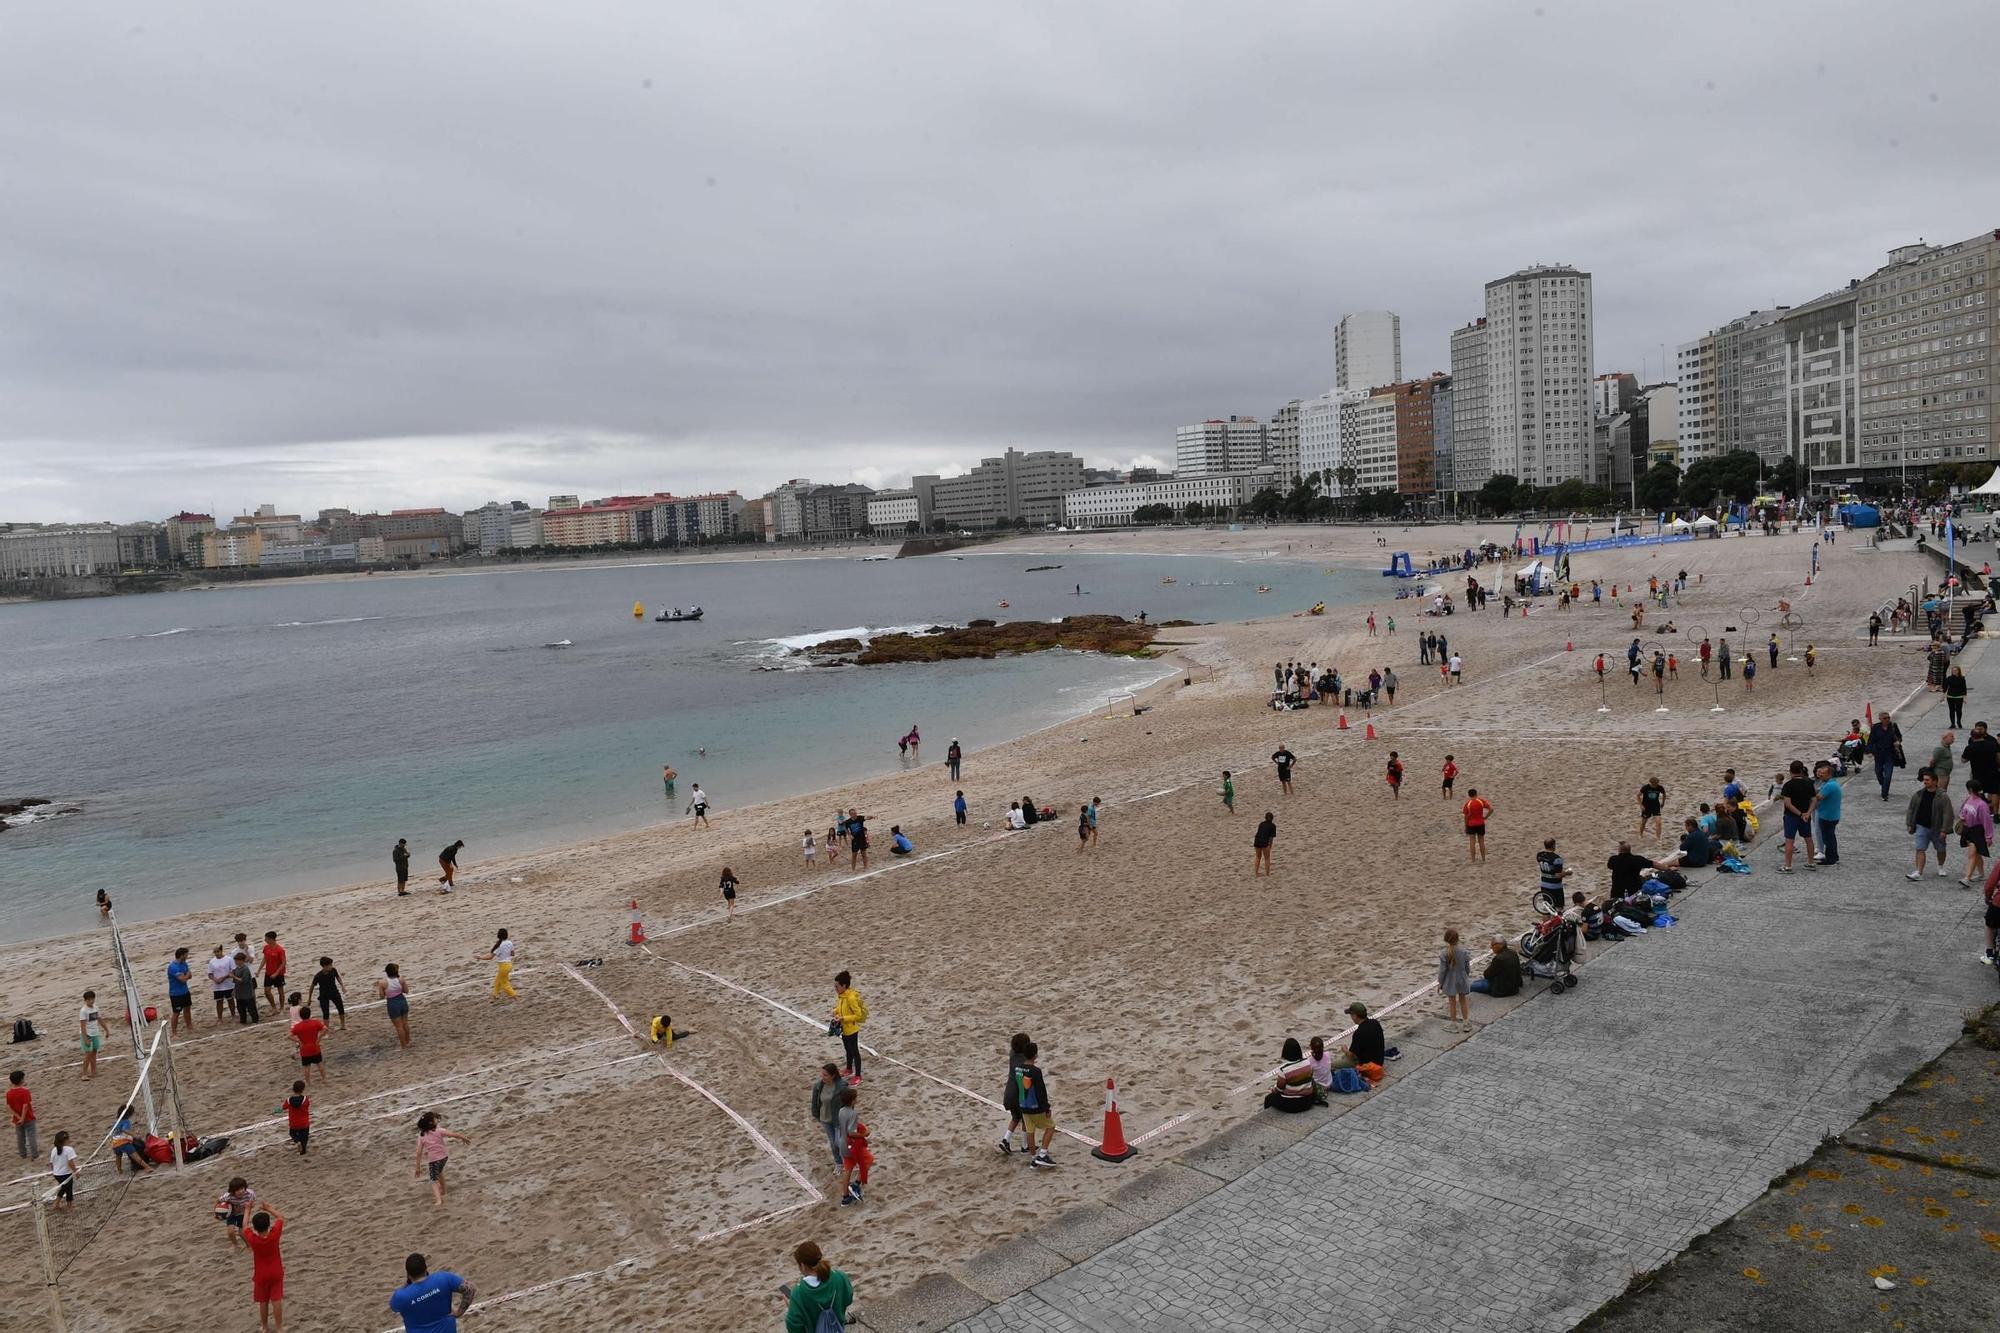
0, 797, 72, 832
804, 615, 1163, 666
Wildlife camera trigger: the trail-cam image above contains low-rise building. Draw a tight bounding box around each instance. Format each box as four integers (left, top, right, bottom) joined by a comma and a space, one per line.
1062, 470, 1277, 528
115, 523, 170, 568
202, 528, 264, 568
0, 524, 123, 578
163, 511, 215, 566
260, 540, 382, 568
865, 490, 924, 533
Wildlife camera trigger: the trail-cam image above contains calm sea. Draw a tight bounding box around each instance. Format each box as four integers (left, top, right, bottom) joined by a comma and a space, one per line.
0, 549, 1375, 941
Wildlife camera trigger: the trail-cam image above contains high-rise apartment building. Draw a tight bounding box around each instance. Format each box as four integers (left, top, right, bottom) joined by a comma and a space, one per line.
1783, 289, 1861, 485
1390, 375, 1450, 497
1348, 390, 1399, 493
1432, 379, 1456, 496
1266, 401, 1302, 486
764, 480, 814, 540
1675, 336, 1718, 463
1448, 319, 1491, 491
914, 448, 1086, 529
1335, 311, 1402, 393
1715, 309, 1790, 465
1482, 265, 1596, 486
1856, 229, 1999, 477
1174, 417, 1269, 477
1592, 372, 1639, 419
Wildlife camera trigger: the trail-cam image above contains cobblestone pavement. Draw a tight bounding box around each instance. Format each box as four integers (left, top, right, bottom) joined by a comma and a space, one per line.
877, 656, 1997, 1333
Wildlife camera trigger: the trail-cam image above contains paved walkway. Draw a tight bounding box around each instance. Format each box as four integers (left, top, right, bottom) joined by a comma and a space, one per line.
869, 653, 1998, 1333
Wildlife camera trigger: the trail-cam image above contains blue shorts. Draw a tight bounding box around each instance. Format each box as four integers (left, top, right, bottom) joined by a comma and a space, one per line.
1913, 827, 1948, 854
386, 995, 409, 1021
1782, 812, 1811, 840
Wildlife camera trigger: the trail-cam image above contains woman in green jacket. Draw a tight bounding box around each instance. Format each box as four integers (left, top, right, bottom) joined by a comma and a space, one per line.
784, 1241, 853, 1332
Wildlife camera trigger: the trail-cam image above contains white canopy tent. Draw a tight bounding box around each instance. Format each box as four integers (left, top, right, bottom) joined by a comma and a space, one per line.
1667, 517, 1693, 531
1969, 468, 2000, 497
1691, 515, 1719, 529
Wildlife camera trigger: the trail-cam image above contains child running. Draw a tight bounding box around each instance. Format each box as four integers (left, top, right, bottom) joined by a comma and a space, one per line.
312, 957, 346, 1030
414, 1111, 471, 1207
283, 1082, 311, 1155
837, 1087, 872, 1206
998, 1032, 1032, 1156
215, 1176, 255, 1245
376, 965, 412, 1048
481, 931, 519, 999
289, 1005, 329, 1083
1220, 770, 1235, 813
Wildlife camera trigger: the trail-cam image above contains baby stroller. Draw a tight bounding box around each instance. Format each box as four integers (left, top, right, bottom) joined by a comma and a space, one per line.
1519, 908, 1580, 992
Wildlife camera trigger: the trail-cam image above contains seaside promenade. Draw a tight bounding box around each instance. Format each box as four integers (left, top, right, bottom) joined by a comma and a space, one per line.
863, 640, 1998, 1331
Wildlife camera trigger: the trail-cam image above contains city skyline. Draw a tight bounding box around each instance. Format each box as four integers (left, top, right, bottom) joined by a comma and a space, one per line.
4, 2, 1998, 521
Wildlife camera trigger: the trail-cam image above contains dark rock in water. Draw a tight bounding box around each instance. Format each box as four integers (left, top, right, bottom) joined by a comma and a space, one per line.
966, 618, 997, 628
804, 638, 864, 656
851, 615, 1160, 665
0, 797, 51, 816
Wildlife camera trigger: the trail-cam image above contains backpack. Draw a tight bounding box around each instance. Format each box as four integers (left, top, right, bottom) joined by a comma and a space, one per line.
815, 1307, 847, 1333
1330, 1066, 1368, 1095
11, 1017, 38, 1043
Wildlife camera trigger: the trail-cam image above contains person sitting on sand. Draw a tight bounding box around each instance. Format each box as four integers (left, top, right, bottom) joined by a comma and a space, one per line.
1262, 1038, 1320, 1112
1007, 802, 1028, 831
888, 826, 913, 856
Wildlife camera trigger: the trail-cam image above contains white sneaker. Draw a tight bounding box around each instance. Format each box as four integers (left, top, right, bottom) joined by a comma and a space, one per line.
1938, 867, 1952, 878
1906, 871, 1922, 881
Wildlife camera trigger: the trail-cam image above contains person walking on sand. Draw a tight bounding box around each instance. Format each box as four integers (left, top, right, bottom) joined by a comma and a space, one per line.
999, 1032, 1032, 1156
1385, 751, 1404, 800
784, 1242, 854, 1333
8, 1070, 37, 1161
835, 1086, 873, 1205
1636, 777, 1666, 840
209, 944, 237, 1023
946, 737, 962, 781
1448, 652, 1463, 685
1438, 929, 1472, 1033
312, 957, 345, 1030
48, 1130, 79, 1209
392, 838, 410, 896
241, 1204, 286, 1333
167, 946, 196, 1035
1382, 666, 1398, 705
1088, 796, 1102, 843
1076, 805, 1092, 853
686, 785, 710, 828
719, 866, 740, 917
1220, 770, 1236, 813
376, 964, 412, 1047
831, 971, 867, 1084
260, 931, 288, 1015
811, 1063, 845, 1166
437, 840, 463, 891
283, 1081, 311, 1153
845, 808, 870, 869
290, 1001, 329, 1082
1253, 811, 1277, 876
481, 929, 519, 998
1014, 1040, 1058, 1170
390, 1254, 474, 1333
1272, 745, 1297, 795
414, 1113, 470, 1207
1462, 788, 1492, 861
1366, 611, 1377, 638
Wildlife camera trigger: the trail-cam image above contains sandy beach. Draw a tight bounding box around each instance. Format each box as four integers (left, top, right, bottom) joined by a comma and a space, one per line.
0, 521, 1935, 1332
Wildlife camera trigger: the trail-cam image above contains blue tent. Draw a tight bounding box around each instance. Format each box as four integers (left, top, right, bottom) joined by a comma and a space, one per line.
1838, 503, 1881, 529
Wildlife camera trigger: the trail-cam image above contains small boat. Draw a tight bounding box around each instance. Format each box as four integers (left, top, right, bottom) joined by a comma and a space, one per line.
1160, 577, 1177, 585
858, 555, 892, 562
1257, 586, 1273, 594
1026, 564, 1063, 572
544, 639, 574, 648
997, 600, 1009, 608
655, 606, 705, 623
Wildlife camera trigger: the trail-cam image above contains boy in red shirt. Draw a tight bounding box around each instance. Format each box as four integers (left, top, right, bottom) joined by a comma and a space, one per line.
260, 932, 288, 1015
283, 1081, 311, 1155
290, 1012, 328, 1083
242, 1205, 286, 1333
6, 1070, 34, 1160
1441, 755, 1458, 800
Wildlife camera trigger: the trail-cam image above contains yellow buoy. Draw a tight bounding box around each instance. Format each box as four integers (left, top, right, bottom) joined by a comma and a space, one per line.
633, 602, 644, 619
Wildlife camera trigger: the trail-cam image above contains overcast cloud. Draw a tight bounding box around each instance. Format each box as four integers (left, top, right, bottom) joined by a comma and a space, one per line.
3, 1, 1996, 521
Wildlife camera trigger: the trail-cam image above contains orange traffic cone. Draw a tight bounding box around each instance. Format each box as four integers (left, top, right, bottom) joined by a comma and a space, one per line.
1364, 722, 1377, 741
629, 898, 645, 946
1091, 1078, 1137, 1163
1337, 712, 1349, 730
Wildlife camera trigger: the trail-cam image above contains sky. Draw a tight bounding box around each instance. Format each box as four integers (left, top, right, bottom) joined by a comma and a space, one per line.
4, 1, 1997, 522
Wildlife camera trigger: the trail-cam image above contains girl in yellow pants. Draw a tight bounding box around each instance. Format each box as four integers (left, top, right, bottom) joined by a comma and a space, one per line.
482, 929, 519, 999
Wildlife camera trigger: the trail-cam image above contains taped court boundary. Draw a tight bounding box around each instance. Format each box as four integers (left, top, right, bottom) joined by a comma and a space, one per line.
653, 953, 1102, 1149
559, 963, 824, 1200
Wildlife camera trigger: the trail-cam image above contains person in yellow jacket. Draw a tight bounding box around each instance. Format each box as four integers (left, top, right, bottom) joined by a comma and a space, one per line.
829, 970, 868, 1085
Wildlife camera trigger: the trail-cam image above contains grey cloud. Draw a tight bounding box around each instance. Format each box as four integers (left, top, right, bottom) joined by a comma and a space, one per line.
3, 1, 1998, 520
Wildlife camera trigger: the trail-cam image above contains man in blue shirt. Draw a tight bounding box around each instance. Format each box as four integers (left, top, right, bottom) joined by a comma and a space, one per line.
391, 1254, 473, 1333
953, 790, 967, 826
1813, 760, 1844, 865
1721, 768, 1746, 807
166, 947, 195, 1035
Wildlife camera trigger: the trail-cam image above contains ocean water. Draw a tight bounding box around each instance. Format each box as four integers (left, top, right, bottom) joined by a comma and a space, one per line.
0, 549, 1375, 941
